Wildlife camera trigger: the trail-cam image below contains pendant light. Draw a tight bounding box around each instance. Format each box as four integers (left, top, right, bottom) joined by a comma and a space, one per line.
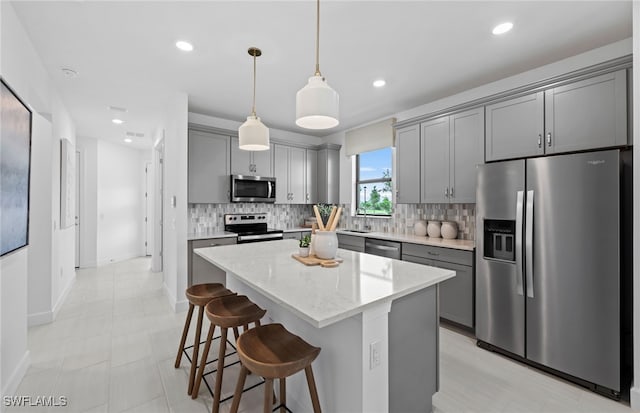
295, 0, 339, 130
239, 47, 270, 151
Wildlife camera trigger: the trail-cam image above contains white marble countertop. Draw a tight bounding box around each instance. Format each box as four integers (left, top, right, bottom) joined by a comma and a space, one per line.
195, 239, 455, 328
187, 231, 237, 241
336, 229, 475, 251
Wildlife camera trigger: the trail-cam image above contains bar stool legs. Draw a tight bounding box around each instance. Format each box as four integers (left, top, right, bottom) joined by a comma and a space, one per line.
174, 283, 235, 397
305, 366, 322, 413
174, 303, 194, 368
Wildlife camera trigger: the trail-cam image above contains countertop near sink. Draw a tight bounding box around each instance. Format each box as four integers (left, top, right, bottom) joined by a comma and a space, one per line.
336, 229, 475, 251
187, 231, 237, 241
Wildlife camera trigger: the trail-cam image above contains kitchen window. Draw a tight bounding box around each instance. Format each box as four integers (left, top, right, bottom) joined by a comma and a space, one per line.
356, 147, 392, 216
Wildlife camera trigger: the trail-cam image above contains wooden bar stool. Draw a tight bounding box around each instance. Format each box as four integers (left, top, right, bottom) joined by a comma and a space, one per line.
174, 283, 235, 396
192, 294, 266, 412
230, 323, 322, 413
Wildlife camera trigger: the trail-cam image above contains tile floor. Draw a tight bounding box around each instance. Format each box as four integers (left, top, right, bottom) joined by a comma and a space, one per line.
8, 257, 634, 412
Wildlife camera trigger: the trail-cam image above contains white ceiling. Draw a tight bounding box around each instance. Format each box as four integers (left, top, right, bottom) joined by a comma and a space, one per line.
10, 1, 632, 149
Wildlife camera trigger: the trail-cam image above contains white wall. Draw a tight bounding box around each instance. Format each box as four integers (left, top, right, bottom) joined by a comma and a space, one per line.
96, 140, 148, 265
27, 114, 54, 326
161, 93, 189, 311
76, 136, 98, 267
1, 1, 77, 394
0, 250, 30, 398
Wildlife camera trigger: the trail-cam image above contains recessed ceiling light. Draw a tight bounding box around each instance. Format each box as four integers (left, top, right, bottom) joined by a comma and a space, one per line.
124, 138, 132, 143
373, 79, 386, 88
61, 68, 78, 78
112, 118, 124, 124
492, 22, 513, 35
176, 41, 194, 52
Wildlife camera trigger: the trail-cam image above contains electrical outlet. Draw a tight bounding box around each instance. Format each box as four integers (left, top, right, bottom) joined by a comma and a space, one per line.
369, 341, 381, 370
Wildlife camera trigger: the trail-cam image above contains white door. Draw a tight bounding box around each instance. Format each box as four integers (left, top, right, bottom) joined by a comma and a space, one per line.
75, 150, 81, 268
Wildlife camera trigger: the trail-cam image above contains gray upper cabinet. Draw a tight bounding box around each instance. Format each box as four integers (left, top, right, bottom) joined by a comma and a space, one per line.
450, 108, 484, 203
421, 108, 484, 204
486, 69, 627, 161
306, 149, 318, 204
231, 137, 273, 176
317, 147, 340, 204
421, 118, 449, 203
545, 69, 627, 154
395, 125, 421, 204
188, 130, 230, 203
274, 144, 306, 204
485, 92, 544, 162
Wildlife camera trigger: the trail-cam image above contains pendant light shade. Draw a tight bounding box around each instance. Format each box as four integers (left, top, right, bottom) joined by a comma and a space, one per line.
239, 47, 269, 151
296, 75, 339, 129
295, 0, 339, 130
239, 115, 269, 151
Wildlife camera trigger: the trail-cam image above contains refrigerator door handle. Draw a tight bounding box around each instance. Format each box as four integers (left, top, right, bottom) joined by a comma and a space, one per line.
525, 190, 535, 298
515, 191, 524, 296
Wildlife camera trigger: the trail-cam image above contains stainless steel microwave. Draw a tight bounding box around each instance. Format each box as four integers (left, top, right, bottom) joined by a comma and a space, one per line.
230, 175, 276, 203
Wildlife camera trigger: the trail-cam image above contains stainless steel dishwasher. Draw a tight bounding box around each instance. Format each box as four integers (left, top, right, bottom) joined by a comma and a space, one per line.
364, 238, 402, 259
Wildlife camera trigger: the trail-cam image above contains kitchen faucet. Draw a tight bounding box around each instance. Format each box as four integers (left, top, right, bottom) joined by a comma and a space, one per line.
360, 186, 371, 231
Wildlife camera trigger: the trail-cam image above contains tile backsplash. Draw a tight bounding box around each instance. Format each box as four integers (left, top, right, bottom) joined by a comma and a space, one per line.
338, 203, 476, 240
189, 202, 476, 240
188, 203, 313, 233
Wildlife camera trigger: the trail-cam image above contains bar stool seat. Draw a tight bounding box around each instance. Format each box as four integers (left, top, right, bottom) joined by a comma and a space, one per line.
175, 283, 235, 396
230, 323, 322, 413
192, 294, 266, 412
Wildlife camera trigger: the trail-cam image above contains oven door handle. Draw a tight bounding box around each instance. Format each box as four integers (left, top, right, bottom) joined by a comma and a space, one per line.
237, 233, 283, 242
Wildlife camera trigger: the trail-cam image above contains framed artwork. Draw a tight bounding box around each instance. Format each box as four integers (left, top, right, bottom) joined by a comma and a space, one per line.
60, 138, 75, 229
1, 78, 33, 257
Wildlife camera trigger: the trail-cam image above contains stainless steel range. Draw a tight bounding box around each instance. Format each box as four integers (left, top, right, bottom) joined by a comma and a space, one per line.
224, 213, 283, 243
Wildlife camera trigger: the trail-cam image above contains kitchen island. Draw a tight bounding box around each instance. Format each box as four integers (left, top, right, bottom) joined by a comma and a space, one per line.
195, 239, 455, 412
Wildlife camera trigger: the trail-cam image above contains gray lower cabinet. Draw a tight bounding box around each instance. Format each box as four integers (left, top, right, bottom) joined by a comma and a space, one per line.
486, 69, 628, 162
188, 237, 237, 286
395, 124, 421, 204
402, 243, 475, 330
337, 234, 365, 253
188, 130, 231, 203
283, 230, 311, 241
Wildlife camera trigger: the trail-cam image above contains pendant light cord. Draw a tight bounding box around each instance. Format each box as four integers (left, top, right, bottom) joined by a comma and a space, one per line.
315, 0, 321, 76
252, 52, 257, 116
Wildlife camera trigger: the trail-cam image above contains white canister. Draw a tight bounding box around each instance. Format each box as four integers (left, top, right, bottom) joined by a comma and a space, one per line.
427, 221, 441, 238
314, 231, 338, 259
414, 220, 427, 236
441, 221, 458, 239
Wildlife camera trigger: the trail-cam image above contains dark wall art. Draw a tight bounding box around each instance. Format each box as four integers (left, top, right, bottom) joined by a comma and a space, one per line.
1, 78, 33, 257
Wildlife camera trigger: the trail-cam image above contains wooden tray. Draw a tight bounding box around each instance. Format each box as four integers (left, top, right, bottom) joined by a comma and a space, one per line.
292, 254, 343, 268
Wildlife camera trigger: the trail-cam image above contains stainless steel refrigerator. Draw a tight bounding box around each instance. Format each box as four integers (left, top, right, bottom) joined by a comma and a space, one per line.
476, 149, 627, 396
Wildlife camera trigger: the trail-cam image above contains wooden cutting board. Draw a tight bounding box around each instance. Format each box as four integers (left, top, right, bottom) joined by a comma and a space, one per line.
292, 254, 343, 267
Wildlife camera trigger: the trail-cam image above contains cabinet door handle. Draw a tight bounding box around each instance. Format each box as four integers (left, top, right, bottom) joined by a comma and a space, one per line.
537, 134, 542, 148
546, 132, 552, 147
450, 187, 454, 198
306, 193, 310, 201
445, 187, 449, 198
427, 251, 440, 256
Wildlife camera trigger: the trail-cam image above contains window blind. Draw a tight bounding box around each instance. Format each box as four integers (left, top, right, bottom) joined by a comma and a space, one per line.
344, 118, 396, 156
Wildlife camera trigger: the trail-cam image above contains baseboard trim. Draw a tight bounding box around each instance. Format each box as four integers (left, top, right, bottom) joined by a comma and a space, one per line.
2, 351, 30, 397
162, 283, 187, 313
27, 311, 52, 327
52, 275, 76, 320
630, 385, 640, 409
